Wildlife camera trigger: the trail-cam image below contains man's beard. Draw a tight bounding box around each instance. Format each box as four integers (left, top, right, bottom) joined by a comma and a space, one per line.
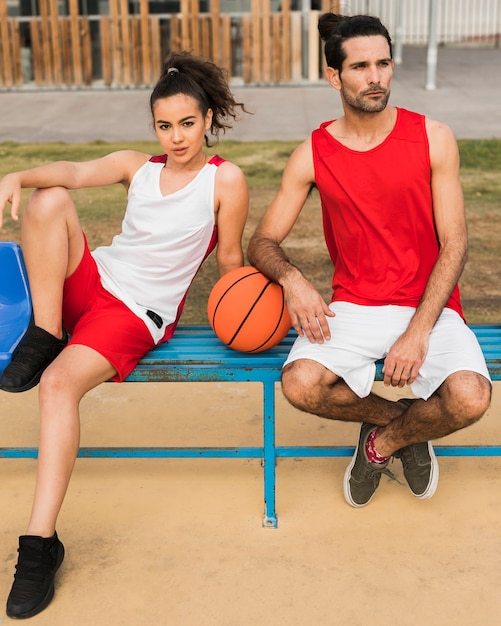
342, 86, 391, 113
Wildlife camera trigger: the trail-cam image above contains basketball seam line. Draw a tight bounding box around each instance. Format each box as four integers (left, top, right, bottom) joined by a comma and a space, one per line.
210, 270, 260, 328
227, 281, 272, 347
246, 290, 288, 353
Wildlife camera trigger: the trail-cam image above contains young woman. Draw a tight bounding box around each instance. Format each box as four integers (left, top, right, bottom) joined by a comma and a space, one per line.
0, 51, 249, 619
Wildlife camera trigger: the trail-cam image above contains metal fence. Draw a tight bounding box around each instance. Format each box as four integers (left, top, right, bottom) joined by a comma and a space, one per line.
349, 0, 500, 45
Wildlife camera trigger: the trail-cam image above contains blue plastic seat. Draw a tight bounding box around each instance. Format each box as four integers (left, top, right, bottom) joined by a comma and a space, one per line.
0, 242, 32, 375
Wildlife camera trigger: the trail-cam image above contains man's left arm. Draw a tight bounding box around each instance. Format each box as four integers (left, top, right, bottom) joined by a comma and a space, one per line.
383, 120, 467, 387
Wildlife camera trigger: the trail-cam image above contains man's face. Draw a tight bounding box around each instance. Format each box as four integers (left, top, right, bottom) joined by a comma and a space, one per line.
330, 35, 394, 114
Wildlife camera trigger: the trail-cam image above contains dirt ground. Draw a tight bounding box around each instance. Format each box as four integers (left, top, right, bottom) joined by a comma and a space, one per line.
1, 379, 501, 626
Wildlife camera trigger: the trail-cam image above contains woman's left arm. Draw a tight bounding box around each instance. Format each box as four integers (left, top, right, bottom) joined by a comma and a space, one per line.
214, 161, 249, 275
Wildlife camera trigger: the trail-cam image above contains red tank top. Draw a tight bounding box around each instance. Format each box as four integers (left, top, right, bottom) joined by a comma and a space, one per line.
311, 107, 463, 317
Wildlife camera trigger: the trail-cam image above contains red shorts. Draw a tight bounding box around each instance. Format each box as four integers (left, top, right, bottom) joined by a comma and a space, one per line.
63, 239, 175, 382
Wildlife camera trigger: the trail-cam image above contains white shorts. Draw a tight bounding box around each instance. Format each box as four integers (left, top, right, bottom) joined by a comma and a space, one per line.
283, 302, 491, 399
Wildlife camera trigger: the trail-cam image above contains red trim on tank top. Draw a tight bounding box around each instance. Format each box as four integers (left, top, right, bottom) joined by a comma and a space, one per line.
148, 154, 226, 166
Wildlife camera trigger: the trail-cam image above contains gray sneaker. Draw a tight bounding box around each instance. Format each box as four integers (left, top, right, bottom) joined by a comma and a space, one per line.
397, 441, 439, 499
395, 398, 439, 499
344, 422, 394, 508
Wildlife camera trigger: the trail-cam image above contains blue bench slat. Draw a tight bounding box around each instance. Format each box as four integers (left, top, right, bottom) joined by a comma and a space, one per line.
126, 366, 282, 384
129, 325, 501, 381
4, 445, 501, 460
0, 447, 266, 459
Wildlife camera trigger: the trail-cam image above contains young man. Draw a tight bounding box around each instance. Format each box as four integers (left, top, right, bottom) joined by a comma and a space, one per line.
247, 13, 491, 508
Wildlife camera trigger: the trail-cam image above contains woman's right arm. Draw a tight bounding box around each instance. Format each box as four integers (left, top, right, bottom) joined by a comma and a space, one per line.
0, 150, 149, 227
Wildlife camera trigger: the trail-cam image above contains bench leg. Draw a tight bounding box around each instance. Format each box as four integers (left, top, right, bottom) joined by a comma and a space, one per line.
262, 379, 278, 528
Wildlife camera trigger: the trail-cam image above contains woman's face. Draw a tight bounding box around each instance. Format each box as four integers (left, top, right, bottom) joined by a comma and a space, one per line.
152, 93, 213, 164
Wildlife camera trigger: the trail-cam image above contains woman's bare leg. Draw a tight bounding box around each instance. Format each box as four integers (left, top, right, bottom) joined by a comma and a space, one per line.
1, 187, 85, 392
27, 345, 116, 536
21, 186, 85, 338
6, 346, 116, 619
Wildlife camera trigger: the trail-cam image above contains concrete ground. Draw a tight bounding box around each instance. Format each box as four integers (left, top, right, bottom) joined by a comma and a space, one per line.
0, 47, 500, 143
1, 45, 501, 625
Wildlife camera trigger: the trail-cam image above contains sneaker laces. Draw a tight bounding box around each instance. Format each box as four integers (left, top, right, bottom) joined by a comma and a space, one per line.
356, 457, 401, 484
397, 443, 429, 467
379, 462, 402, 484
14, 542, 57, 583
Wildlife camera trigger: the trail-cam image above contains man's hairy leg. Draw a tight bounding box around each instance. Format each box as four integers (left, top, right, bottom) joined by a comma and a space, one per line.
282, 363, 491, 458
281, 359, 403, 427
375, 370, 491, 457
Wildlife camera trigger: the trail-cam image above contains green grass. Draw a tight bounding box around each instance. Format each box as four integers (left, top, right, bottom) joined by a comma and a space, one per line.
458, 139, 501, 170
1, 139, 501, 324
0, 137, 497, 178
0, 139, 299, 188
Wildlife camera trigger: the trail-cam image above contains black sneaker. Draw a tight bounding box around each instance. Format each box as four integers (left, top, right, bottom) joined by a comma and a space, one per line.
343, 423, 396, 507
6, 532, 65, 619
0, 324, 68, 393
395, 399, 439, 499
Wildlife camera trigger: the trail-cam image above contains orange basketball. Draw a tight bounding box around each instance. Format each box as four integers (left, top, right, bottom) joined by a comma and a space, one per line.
207, 266, 292, 353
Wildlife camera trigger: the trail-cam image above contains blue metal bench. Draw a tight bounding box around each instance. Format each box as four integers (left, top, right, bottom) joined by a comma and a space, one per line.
2, 323, 501, 528
0, 242, 32, 375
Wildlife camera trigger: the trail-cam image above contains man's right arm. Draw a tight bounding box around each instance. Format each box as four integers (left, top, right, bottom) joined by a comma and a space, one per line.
247, 139, 334, 342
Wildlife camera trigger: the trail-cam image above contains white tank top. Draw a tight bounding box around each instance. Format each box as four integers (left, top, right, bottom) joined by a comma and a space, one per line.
92, 155, 220, 343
